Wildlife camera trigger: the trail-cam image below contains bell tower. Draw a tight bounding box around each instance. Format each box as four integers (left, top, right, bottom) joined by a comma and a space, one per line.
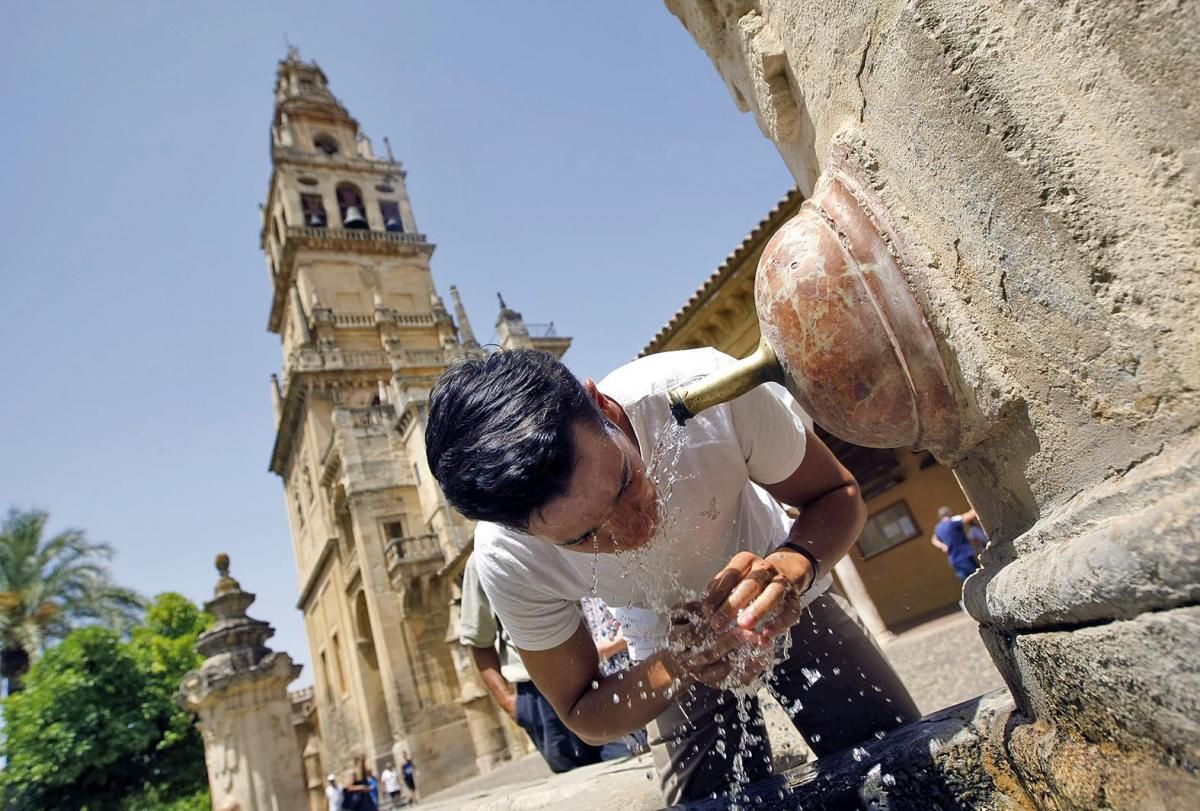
259, 49, 541, 793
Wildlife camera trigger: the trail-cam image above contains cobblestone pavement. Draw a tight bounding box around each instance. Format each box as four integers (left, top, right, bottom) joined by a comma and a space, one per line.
421, 611, 1007, 809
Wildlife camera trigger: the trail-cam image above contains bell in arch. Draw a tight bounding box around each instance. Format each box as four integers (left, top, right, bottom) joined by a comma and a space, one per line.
306, 211, 327, 227
384, 215, 403, 232
342, 206, 368, 229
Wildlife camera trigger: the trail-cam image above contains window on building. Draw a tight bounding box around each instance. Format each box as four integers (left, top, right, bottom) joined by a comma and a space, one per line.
383, 519, 407, 557
313, 133, 339, 155
330, 631, 347, 695
857, 500, 921, 559
320, 650, 333, 701
379, 200, 404, 232
335, 183, 368, 229
300, 193, 327, 227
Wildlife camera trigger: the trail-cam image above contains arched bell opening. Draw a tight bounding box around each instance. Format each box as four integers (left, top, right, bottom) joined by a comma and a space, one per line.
336, 183, 368, 230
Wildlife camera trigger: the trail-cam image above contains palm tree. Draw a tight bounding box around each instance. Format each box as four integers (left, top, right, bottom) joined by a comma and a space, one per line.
0, 508, 144, 694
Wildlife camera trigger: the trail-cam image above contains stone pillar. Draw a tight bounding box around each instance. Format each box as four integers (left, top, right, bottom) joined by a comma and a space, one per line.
665, 1, 1198, 806
180, 555, 308, 811
832, 557, 890, 642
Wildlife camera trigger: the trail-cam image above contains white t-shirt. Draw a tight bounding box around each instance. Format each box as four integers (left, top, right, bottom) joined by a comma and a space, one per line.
475, 348, 832, 662
325, 783, 342, 811
381, 768, 401, 793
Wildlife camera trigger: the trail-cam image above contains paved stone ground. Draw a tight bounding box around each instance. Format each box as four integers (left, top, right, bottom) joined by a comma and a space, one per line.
420, 610, 1006, 810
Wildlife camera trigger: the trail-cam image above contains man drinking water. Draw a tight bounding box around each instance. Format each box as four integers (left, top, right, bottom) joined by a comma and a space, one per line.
425, 347, 918, 804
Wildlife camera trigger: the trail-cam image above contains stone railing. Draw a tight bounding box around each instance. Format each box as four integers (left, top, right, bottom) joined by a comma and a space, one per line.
330, 311, 437, 329
389, 312, 436, 327
285, 348, 391, 375
384, 533, 444, 570
345, 404, 396, 429
284, 225, 428, 248
333, 312, 375, 328
394, 348, 446, 368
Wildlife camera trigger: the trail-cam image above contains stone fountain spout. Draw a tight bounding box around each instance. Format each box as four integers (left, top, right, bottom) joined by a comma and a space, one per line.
667, 143, 960, 454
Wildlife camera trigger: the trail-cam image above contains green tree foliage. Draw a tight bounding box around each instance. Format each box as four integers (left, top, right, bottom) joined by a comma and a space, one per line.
1, 594, 214, 811
0, 508, 145, 693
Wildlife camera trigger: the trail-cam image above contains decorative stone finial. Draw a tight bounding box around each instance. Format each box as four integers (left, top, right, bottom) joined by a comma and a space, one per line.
497, 292, 508, 310
214, 553, 242, 596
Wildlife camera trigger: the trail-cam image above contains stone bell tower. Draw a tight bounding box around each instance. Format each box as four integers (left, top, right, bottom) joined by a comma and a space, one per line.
260, 50, 566, 793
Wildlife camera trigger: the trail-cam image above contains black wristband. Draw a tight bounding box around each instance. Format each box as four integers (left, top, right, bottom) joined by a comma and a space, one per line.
778, 542, 820, 592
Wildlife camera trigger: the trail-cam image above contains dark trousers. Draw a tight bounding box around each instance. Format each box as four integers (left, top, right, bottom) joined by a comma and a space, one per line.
952, 555, 979, 581
515, 679, 630, 772
649, 593, 920, 805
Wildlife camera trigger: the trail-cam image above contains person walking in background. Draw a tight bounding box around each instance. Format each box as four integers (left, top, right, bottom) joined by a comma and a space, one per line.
380, 764, 402, 806
966, 521, 988, 558
342, 755, 378, 811
401, 753, 417, 803
460, 554, 630, 772
366, 768, 379, 810
325, 774, 343, 811
931, 506, 982, 582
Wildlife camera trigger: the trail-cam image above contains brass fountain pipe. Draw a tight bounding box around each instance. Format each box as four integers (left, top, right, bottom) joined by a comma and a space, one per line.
667, 337, 785, 425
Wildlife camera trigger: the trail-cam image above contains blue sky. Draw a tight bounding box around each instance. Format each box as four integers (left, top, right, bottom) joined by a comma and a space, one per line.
0, 1, 793, 681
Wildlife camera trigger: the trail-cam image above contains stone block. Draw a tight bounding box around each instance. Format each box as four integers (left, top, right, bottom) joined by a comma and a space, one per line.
1010, 606, 1200, 765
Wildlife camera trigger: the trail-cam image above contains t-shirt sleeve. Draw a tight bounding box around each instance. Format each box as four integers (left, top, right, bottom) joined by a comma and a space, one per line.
458, 556, 498, 649
730, 381, 810, 485
475, 531, 583, 652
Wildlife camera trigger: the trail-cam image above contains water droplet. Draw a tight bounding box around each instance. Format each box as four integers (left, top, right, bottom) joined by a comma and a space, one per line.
590, 680, 599, 690
612, 693, 620, 704
882, 773, 896, 786
852, 746, 868, 762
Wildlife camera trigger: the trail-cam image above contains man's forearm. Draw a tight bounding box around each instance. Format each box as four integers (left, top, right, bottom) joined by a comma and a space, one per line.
776, 482, 866, 583
470, 646, 516, 716
561, 651, 690, 745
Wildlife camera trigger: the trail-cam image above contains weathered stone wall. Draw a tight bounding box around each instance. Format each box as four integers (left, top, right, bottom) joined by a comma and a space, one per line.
665, 0, 1198, 805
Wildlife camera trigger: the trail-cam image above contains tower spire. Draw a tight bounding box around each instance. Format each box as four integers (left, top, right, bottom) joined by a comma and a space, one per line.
450, 285, 479, 348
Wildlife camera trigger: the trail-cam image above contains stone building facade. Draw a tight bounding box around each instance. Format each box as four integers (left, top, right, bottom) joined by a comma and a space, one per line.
643, 188, 975, 636
260, 51, 568, 795
665, 1, 1198, 806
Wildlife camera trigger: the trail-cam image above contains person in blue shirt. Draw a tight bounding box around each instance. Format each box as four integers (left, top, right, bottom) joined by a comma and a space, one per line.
931, 506, 981, 581
366, 770, 379, 809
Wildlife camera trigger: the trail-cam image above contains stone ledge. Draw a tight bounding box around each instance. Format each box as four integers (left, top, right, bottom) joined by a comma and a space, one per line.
684, 690, 1023, 810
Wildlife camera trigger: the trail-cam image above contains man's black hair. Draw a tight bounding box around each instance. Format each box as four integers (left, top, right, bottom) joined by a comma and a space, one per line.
424, 348, 602, 530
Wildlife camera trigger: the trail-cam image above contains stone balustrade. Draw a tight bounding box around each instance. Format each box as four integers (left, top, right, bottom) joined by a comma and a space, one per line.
285, 225, 428, 248
384, 533, 444, 570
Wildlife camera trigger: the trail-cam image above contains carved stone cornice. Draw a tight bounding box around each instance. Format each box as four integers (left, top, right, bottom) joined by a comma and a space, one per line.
271, 146, 407, 177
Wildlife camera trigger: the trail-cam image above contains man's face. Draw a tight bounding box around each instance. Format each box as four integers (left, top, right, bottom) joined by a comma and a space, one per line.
526, 419, 659, 553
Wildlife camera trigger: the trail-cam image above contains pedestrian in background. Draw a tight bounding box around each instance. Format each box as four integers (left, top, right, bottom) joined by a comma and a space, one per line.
931, 506, 981, 582
325, 774, 342, 811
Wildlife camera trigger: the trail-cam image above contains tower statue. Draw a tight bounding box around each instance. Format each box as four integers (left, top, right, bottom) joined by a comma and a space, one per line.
180, 555, 307, 811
